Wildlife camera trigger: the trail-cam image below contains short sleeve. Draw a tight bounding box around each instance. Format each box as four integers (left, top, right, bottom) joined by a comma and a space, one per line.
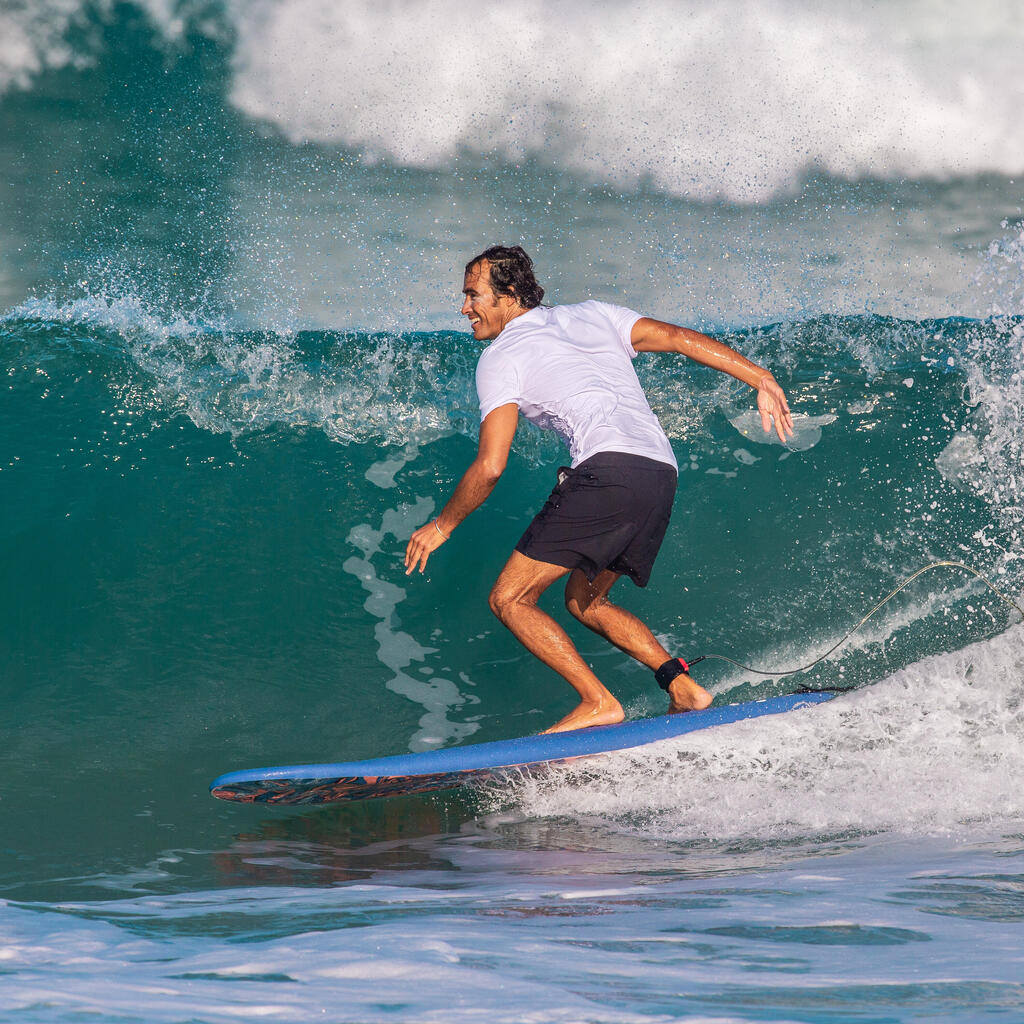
476, 348, 520, 421
591, 301, 644, 360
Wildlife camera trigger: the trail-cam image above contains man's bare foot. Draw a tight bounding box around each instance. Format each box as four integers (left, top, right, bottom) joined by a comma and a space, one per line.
542, 695, 624, 734
667, 673, 713, 714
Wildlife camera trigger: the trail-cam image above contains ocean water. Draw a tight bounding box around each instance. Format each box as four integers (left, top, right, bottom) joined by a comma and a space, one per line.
2, 1, 1024, 1021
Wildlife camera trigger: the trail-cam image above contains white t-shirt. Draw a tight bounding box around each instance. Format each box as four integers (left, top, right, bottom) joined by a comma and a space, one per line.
475, 301, 677, 470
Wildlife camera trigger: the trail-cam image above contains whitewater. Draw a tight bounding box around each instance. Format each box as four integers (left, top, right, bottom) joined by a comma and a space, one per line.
2, 2, 1024, 1022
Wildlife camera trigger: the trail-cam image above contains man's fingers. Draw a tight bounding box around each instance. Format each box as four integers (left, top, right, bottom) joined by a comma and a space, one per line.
759, 402, 795, 444
405, 549, 429, 575
403, 537, 417, 573
404, 523, 443, 575
405, 540, 427, 575
774, 405, 793, 442
404, 528, 423, 575
758, 380, 795, 444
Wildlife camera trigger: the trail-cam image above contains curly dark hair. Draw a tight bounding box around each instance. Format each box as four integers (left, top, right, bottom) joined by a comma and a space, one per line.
465, 245, 545, 309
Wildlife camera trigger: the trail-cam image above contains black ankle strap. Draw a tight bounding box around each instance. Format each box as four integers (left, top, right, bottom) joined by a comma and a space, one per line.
655, 657, 691, 691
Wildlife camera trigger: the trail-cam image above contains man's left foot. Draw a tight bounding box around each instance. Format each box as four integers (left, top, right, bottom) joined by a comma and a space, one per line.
541, 696, 624, 734
667, 673, 713, 714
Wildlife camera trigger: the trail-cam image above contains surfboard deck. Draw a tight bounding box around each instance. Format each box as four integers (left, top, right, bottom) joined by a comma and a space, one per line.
209, 691, 836, 806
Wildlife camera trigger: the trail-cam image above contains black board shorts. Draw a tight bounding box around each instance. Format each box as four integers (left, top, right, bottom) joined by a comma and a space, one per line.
515, 451, 678, 587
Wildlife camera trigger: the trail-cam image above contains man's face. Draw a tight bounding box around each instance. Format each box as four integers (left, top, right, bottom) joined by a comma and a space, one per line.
461, 260, 520, 341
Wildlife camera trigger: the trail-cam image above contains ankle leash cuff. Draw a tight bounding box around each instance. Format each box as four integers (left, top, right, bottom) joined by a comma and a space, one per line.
655, 657, 691, 691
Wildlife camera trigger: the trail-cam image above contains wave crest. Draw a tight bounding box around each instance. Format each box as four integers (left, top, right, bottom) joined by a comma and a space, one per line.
2, 293, 478, 445
5, 1, 1024, 202
228, 0, 1024, 201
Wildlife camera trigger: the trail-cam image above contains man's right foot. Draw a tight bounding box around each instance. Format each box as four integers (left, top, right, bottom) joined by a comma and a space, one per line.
542, 696, 624, 734
667, 673, 713, 714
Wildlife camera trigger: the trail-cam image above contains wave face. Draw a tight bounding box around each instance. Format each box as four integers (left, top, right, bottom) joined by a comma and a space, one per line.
4, 0, 1024, 201
3, 298, 1022, 749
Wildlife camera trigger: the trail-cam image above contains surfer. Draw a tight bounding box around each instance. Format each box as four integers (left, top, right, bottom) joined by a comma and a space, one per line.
405, 246, 794, 733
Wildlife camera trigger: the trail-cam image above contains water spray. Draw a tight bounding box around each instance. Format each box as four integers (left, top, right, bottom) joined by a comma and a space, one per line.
687, 561, 1024, 687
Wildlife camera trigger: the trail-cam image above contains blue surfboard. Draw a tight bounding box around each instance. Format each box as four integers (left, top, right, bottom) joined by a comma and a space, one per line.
209, 691, 836, 806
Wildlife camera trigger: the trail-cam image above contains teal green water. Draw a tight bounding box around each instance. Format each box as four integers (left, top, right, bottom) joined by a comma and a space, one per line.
3, 304, 1021, 894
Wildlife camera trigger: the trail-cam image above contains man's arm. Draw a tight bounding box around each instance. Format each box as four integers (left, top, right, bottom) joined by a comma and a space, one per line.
404, 402, 519, 575
631, 317, 795, 442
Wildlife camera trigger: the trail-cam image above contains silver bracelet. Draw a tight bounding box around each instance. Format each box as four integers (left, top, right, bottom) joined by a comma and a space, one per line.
433, 519, 450, 540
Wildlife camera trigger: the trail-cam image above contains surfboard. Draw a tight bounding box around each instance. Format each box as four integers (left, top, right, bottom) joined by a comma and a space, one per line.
209, 691, 836, 806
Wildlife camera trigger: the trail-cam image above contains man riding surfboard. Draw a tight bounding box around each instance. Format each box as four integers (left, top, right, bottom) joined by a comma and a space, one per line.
405, 246, 793, 733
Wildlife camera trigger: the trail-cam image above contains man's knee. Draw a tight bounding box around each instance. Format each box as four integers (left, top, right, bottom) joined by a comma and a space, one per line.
489, 580, 524, 623
488, 583, 507, 621
491, 554, 567, 623
566, 568, 621, 624
565, 584, 599, 624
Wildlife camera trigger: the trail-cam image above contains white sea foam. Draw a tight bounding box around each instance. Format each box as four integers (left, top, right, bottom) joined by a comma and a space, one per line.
344, 498, 481, 751
502, 620, 1024, 840
0, 0, 82, 92
937, 312, 1024, 548
977, 224, 1024, 317
5, 840, 1024, 1022
4, 1, 1024, 203
0, 0, 189, 92
726, 408, 837, 450
227, 0, 1024, 201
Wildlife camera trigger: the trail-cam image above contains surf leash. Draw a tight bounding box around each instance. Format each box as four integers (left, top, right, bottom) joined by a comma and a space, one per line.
684, 560, 1024, 685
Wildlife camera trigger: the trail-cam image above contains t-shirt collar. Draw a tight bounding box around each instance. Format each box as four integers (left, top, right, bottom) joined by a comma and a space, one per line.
497, 304, 547, 338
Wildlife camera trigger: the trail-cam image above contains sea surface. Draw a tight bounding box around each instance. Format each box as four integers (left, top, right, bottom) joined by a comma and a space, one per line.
2, 2, 1024, 1021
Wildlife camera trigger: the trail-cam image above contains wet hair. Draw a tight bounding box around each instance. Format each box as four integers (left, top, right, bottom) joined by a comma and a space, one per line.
465, 245, 545, 309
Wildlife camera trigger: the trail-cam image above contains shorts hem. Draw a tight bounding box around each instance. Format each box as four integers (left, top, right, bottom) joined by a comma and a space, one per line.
515, 536, 653, 589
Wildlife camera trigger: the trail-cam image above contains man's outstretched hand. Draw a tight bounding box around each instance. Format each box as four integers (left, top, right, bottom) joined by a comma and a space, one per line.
757, 375, 795, 443
404, 519, 448, 575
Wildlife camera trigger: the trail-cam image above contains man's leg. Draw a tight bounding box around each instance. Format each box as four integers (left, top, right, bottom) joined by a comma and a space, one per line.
564, 569, 712, 713
489, 551, 625, 733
